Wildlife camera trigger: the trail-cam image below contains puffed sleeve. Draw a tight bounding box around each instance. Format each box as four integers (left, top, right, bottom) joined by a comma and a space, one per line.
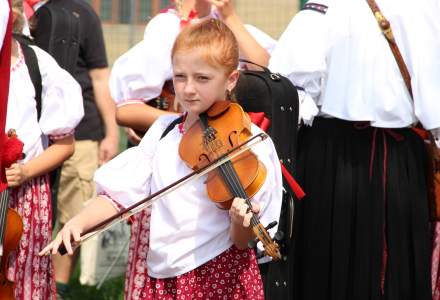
243, 24, 277, 55
249, 125, 283, 260
109, 12, 180, 106
31, 45, 84, 140
0, 0, 9, 50
403, 1, 440, 131
252, 131, 282, 224
269, 10, 329, 125
94, 115, 178, 208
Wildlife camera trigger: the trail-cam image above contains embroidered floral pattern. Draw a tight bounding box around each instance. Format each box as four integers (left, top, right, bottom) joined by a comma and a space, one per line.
432, 222, 440, 299
116, 99, 146, 108
11, 41, 25, 73
49, 129, 75, 141
125, 209, 152, 300
126, 244, 263, 300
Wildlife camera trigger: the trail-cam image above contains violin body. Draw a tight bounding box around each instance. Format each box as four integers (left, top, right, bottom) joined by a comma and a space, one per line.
179, 101, 281, 260
179, 102, 267, 209
0, 207, 23, 300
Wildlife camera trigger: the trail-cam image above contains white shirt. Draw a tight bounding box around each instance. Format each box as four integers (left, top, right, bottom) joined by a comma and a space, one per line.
0, 0, 9, 50
109, 8, 277, 106
94, 114, 283, 278
269, 0, 440, 145
7, 43, 84, 161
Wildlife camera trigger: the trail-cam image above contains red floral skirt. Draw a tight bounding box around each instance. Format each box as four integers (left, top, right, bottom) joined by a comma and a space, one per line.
7, 175, 56, 300
124, 210, 263, 300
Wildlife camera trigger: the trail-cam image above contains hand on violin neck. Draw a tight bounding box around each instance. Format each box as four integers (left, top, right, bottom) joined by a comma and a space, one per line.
229, 197, 260, 249
229, 197, 260, 226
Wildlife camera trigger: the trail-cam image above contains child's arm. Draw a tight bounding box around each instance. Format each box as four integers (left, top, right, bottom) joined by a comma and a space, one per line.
39, 195, 118, 255
116, 103, 174, 132
89, 67, 120, 165
210, 0, 270, 67
229, 197, 260, 249
5, 136, 74, 187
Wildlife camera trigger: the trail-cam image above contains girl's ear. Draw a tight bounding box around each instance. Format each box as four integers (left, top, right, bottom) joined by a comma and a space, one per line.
226, 70, 240, 92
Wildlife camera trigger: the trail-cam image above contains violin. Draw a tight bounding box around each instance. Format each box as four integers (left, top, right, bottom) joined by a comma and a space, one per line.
0, 200, 23, 300
56, 122, 269, 257
0, 130, 24, 300
179, 101, 281, 260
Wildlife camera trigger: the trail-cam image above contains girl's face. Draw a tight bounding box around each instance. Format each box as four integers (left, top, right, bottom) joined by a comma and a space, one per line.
172, 48, 238, 120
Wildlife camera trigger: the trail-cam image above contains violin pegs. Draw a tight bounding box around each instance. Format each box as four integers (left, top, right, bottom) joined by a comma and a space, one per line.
248, 237, 259, 249
265, 221, 278, 231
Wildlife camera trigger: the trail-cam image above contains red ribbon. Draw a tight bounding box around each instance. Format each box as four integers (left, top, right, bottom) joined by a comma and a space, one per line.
179, 10, 198, 28
248, 112, 305, 200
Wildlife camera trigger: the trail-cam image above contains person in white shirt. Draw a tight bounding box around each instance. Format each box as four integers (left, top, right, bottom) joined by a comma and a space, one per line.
269, 0, 440, 299
40, 19, 283, 299
5, 0, 84, 299
111, 0, 276, 145
108, 1, 276, 297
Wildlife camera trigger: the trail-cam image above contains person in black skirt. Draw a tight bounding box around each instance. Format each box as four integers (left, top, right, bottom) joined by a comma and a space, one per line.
269, 0, 440, 299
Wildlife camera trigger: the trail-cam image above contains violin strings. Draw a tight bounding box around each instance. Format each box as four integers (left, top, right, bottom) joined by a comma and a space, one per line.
215, 146, 273, 245
0, 190, 9, 253
206, 135, 260, 229
201, 121, 269, 241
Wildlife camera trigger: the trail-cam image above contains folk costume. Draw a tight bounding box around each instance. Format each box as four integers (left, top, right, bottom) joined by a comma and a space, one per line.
94, 115, 283, 299
6, 43, 83, 300
269, 0, 440, 299
109, 7, 276, 299
0, 0, 11, 181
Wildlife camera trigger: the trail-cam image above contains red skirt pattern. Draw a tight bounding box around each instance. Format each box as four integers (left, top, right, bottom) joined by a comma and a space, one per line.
123, 209, 264, 300
7, 175, 56, 300
432, 221, 440, 299
136, 246, 263, 300
125, 208, 152, 300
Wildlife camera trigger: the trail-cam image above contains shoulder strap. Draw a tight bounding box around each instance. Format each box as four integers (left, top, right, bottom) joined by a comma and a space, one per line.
17, 39, 43, 119
160, 116, 184, 140
302, 2, 328, 14
239, 59, 271, 73
366, 0, 413, 99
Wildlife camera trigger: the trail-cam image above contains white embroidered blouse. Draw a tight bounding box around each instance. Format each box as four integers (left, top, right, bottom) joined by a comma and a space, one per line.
94, 114, 283, 278
7, 43, 84, 162
269, 0, 440, 146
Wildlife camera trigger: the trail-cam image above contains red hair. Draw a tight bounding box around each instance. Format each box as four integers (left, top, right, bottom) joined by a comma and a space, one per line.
172, 19, 239, 75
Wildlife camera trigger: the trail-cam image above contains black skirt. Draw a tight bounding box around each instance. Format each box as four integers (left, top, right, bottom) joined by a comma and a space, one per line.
293, 118, 431, 300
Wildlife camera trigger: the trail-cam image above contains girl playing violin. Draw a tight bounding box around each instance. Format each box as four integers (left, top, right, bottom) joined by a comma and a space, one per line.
40, 19, 282, 299
6, 0, 84, 299
109, 1, 276, 297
